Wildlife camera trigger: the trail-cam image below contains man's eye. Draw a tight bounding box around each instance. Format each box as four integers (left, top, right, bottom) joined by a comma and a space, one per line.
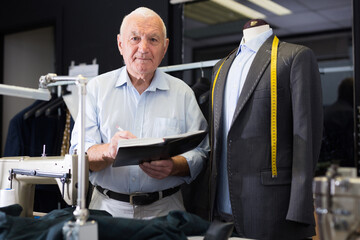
150, 38, 160, 45
130, 37, 140, 42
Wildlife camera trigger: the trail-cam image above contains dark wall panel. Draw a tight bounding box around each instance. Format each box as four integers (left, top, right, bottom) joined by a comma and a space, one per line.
0, 0, 180, 75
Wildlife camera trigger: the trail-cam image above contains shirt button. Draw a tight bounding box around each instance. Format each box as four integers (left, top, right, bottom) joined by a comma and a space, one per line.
132, 177, 136, 182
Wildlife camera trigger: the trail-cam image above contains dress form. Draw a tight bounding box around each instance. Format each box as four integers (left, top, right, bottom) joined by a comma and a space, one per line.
243, 25, 270, 43
242, 19, 271, 43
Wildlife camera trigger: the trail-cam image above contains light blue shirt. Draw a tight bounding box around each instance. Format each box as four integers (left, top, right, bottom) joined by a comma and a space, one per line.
217, 29, 273, 214
70, 66, 209, 194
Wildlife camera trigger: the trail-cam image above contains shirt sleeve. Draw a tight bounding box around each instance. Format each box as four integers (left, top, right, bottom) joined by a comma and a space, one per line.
180, 90, 210, 184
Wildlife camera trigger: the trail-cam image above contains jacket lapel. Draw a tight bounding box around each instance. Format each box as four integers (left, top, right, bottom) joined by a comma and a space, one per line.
231, 35, 274, 127
213, 52, 237, 141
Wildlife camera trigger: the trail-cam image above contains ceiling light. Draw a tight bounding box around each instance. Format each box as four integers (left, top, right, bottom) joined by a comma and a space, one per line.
248, 0, 292, 15
170, 0, 196, 4
211, 0, 266, 19
185, 1, 248, 24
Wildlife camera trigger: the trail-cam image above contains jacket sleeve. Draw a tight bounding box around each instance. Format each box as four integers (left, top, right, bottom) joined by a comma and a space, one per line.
286, 46, 323, 225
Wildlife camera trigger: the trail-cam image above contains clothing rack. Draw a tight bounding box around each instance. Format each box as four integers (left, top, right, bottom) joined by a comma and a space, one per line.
318, 66, 353, 74
160, 59, 353, 75
0, 60, 354, 100
159, 59, 220, 72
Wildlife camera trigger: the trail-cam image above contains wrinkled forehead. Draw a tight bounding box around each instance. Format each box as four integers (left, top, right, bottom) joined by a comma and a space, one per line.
123, 16, 165, 39
121, 14, 166, 38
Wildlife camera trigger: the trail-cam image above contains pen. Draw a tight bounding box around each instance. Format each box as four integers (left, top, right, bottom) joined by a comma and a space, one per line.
116, 125, 124, 131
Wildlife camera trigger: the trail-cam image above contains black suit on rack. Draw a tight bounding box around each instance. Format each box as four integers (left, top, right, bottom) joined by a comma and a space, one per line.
4, 100, 65, 157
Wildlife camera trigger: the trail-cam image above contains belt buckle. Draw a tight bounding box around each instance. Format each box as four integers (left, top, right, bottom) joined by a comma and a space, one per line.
129, 192, 149, 205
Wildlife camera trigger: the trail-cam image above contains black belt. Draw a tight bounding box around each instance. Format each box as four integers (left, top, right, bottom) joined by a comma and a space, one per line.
95, 185, 180, 206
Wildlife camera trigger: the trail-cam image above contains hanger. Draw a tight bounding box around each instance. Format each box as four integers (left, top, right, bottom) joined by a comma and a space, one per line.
35, 85, 70, 117
45, 97, 65, 116
23, 88, 62, 120
23, 101, 49, 120
200, 65, 205, 78
35, 97, 63, 117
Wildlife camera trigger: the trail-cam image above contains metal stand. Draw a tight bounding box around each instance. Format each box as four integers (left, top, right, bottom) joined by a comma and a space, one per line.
39, 74, 98, 240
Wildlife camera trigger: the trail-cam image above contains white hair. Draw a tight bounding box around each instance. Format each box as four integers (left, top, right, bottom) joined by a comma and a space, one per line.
120, 7, 167, 39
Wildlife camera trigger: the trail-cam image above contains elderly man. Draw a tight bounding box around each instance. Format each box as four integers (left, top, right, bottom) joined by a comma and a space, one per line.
70, 7, 208, 219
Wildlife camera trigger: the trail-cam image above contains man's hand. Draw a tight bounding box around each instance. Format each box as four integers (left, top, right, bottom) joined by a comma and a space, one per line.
139, 155, 190, 179
108, 130, 137, 158
87, 130, 136, 172
139, 159, 174, 179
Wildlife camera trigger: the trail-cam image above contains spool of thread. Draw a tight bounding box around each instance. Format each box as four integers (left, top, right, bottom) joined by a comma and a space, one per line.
0, 188, 18, 208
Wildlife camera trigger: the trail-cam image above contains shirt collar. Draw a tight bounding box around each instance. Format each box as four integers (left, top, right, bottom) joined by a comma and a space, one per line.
146, 69, 169, 92
115, 66, 169, 92
236, 28, 273, 56
115, 66, 128, 87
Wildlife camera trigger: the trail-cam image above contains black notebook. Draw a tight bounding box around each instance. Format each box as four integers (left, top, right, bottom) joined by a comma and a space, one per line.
112, 130, 207, 167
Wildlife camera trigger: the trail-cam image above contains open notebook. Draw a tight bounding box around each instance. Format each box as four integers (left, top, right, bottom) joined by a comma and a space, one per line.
112, 130, 207, 167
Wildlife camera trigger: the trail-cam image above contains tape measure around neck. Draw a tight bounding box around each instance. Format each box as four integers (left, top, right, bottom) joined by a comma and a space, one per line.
271, 36, 279, 178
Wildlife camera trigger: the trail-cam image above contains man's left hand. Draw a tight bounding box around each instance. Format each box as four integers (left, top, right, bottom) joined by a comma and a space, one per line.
139, 159, 174, 179
139, 155, 190, 179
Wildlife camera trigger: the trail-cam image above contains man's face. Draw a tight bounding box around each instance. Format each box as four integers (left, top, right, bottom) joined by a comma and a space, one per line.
118, 15, 169, 79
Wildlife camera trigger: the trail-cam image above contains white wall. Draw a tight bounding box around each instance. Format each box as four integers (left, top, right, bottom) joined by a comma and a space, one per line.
2, 26, 55, 155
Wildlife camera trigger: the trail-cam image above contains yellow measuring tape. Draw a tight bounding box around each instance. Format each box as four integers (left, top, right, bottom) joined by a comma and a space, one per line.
270, 36, 279, 178
211, 36, 279, 178
211, 60, 226, 110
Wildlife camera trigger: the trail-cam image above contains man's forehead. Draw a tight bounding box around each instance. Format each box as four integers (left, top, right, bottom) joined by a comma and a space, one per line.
129, 30, 161, 37
132, 15, 161, 24
127, 15, 159, 27
122, 15, 165, 38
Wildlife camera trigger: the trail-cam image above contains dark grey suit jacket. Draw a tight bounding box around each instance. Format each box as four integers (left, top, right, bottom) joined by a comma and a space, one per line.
210, 35, 323, 240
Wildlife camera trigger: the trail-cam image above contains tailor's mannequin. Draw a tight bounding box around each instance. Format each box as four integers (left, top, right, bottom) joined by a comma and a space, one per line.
242, 19, 271, 43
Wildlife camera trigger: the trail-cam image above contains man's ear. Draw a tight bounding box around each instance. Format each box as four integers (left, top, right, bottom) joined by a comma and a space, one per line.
117, 34, 123, 55
163, 38, 169, 57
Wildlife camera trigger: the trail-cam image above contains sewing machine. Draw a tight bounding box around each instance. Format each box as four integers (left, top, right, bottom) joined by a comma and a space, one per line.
0, 154, 86, 217
313, 165, 359, 240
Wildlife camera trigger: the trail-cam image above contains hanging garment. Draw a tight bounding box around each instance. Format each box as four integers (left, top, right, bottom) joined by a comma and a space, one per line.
4, 99, 68, 157
3, 98, 74, 213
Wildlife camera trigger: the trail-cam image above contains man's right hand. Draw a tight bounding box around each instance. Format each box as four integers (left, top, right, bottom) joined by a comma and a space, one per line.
87, 130, 137, 172
107, 130, 137, 158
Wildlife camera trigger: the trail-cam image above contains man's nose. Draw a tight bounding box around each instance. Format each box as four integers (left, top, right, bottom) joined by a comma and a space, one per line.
138, 40, 149, 52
